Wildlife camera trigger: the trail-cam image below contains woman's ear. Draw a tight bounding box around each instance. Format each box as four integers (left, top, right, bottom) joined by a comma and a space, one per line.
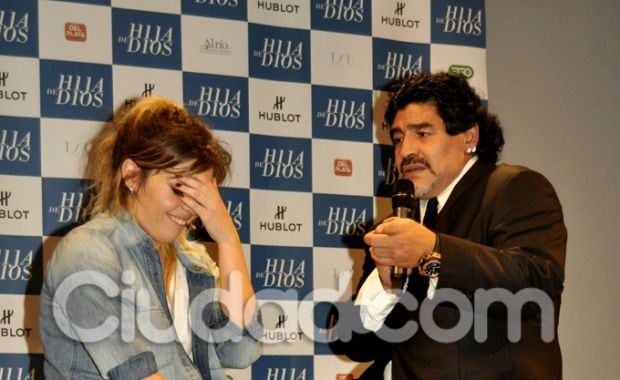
121, 158, 140, 192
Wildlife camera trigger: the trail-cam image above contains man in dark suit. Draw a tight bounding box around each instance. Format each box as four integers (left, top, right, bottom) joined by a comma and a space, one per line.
332, 72, 566, 379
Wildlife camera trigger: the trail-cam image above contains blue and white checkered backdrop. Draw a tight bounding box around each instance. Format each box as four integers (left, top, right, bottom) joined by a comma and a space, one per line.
0, 0, 486, 378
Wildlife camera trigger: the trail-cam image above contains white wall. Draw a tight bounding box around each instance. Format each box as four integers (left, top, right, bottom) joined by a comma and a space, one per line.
486, 1, 620, 378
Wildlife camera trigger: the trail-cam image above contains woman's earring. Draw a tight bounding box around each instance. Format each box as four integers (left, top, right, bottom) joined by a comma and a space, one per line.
466, 146, 477, 154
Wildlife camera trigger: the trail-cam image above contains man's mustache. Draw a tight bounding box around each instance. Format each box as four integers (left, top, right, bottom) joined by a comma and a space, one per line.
400, 155, 430, 172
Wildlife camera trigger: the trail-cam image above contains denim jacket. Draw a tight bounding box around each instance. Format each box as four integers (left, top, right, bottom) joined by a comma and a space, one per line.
40, 212, 263, 379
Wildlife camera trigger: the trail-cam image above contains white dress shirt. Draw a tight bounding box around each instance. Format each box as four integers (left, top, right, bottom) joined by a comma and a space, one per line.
354, 156, 478, 379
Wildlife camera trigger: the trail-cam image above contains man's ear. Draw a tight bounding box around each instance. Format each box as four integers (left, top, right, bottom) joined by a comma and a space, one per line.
120, 158, 140, 192
465, 124, 479, 149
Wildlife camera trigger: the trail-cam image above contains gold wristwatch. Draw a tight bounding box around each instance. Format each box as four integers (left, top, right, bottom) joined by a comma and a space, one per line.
418, 251, 442, 278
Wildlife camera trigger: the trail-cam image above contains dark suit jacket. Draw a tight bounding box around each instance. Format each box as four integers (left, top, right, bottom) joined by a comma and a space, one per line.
332, 161, 567, 380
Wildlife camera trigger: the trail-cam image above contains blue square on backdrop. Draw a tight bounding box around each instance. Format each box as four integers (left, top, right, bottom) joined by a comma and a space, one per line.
0, 0, 38, 58
431, 0, 486, 48
181, 0, 247, 21
112, 8, 181, 70
250, 134, 312, 192
248, 23, 310, 84
313, 193, 372, 249
42, 177, 91, 237
40, 59, 113, 121
0, 354, 44, 379
374, 143, 398, 197
372, 38, 430, 91
252, 355, 313, 380
0, 116, 40, 177
310, 0, 371, 36
0, 235, 43, 295
183, 72, 249, 133
311, 85, 373, 143
251, 245, 313, 301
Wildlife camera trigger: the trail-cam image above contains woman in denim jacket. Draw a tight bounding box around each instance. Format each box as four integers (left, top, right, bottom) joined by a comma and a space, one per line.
40, 96, 263, 379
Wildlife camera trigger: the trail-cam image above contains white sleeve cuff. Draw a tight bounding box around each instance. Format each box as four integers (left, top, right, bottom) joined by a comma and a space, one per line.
354, 269, 400, 332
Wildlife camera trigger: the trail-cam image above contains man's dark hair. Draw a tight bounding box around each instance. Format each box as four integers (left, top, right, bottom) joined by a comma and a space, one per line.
384, 72, 504, 163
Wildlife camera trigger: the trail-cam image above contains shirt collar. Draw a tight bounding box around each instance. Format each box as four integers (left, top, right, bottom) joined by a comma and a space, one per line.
420, 155, 478, 216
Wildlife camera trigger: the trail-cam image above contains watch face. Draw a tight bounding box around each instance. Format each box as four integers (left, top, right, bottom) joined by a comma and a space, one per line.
423, 261, 440, 277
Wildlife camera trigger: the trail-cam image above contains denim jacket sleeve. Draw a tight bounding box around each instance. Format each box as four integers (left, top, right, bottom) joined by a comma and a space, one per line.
185, 265, 263, 373
212, 308, 263, 368
43, 226, 165, 379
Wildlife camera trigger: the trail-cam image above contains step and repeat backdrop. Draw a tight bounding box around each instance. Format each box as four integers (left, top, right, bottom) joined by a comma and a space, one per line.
0, 0, 486, 378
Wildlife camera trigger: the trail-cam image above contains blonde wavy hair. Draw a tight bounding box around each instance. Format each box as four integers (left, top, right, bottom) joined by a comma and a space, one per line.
84, 96, 230, 291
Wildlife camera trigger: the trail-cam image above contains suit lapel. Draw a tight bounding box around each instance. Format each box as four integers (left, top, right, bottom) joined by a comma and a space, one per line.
435, 160, 496, 233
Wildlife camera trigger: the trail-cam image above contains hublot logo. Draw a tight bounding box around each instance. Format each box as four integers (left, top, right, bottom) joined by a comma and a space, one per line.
259, 205, 302, 233
0, 191, 29, 221
262, 313, 303, 343
124, 83, 156, 108
381, 2, 421, 29
0, 72, 28, 102
0, 308, 32, 338
257, 1, 300, 14
258, 96, 301, 123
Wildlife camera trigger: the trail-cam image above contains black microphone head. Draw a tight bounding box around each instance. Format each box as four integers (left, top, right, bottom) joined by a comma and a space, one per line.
392, 179, 415, 209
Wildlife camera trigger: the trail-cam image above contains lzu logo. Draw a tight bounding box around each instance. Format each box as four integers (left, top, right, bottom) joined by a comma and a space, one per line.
259, 38, 303, 70
47, 74, 105, 108
119, 22, 173, 56
0, 9, 29, 43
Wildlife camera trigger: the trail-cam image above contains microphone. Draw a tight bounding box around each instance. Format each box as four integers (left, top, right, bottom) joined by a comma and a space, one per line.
390, 179, 416, 288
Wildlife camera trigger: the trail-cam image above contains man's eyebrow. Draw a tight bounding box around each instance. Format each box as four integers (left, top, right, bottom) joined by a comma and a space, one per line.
390, 122, 434, 134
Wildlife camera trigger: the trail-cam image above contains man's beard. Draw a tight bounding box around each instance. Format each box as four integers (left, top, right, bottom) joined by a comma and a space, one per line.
400, 155, 436, 199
